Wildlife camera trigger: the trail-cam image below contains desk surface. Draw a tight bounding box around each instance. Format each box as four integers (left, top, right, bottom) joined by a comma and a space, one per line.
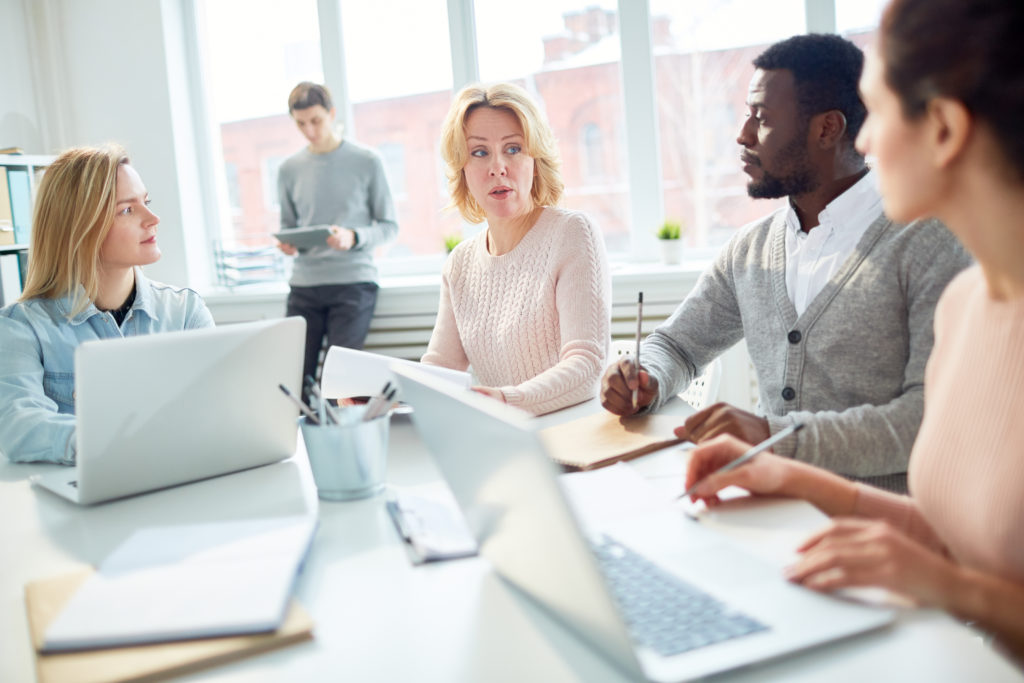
2, 402, 1021, 683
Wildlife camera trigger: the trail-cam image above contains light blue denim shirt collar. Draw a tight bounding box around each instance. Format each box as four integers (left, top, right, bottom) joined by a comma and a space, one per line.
60, 267, 161, 327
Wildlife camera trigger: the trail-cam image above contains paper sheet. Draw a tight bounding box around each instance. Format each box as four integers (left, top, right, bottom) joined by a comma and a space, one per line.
320, 346, 471, 400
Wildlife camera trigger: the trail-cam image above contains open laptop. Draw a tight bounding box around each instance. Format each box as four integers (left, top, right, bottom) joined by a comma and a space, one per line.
392, 365, 895, 682
32, 317, 305, 505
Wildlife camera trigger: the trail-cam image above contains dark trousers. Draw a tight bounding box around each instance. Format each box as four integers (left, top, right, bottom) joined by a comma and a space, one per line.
286, 282, 379, 390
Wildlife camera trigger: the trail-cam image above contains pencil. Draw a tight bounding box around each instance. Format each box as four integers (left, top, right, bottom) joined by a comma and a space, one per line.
633, 291, 643, 410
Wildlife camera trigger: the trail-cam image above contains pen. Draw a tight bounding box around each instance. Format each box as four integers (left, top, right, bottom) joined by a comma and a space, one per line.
633, 291, 643, 410
279, 383, 320, 425
677, 422, 805, 500
306, 376, 339, 425
363, 382, 394, 422
366, 387, 397, 421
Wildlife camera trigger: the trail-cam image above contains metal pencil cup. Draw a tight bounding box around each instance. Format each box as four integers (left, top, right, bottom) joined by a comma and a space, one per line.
300, 405, 389, 501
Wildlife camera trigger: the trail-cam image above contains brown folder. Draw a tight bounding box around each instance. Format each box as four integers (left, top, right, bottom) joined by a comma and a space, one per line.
539, 411, 685, 471
24, 568, 314, 683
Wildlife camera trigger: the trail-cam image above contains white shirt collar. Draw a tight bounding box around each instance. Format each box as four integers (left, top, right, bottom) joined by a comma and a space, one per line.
784, 169, 883, 236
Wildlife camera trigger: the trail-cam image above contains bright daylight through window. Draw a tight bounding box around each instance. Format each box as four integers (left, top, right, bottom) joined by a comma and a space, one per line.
197, 0, 888, 285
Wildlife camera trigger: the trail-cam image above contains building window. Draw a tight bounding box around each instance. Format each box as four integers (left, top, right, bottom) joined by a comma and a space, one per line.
581, 122, 605, 181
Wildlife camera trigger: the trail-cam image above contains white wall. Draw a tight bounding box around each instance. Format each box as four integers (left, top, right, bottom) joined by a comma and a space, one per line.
0, 0, 43, 152
0, 0, 207, 289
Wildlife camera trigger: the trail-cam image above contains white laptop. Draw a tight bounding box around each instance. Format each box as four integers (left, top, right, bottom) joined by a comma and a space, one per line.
32, 317, 306, 505
392, 365, 895, 682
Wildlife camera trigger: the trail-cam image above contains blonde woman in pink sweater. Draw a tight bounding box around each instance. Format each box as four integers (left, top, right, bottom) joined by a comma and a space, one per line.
421, 83, 610, 415
684, 0, 1024, 663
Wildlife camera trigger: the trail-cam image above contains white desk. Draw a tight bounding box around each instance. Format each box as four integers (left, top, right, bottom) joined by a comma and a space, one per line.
2, 407, 1021, 683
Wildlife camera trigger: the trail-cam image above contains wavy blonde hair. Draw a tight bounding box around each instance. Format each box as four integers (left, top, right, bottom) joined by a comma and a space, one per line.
20, 144, 130, 316
440, 82, 563, 224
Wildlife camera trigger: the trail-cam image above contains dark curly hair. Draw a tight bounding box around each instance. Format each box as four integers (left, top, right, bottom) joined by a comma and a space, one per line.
753, 34, 867, 149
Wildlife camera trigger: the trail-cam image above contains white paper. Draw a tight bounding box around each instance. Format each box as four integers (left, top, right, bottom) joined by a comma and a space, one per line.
320, 346, 471, 400
388, 483, 478, 563
43, 516, 317, 651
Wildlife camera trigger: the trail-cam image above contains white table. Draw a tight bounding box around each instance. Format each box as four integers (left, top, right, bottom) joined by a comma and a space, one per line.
2, 407, 1021, 683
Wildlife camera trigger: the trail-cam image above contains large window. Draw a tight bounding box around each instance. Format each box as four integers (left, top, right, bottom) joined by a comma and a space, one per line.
192, 0, 893, 281
476, 1, 630, 252
197, 0, 323, 249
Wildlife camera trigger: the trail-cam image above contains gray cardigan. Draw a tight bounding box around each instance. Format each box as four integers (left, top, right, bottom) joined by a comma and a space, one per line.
642, 209, 972, 476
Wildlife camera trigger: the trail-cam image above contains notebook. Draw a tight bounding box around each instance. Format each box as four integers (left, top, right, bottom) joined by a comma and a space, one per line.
25, 571, 312, 683
391, 365, 895, 682
539, 410, 684, 470
31, 317, 305, 505
319, 345, 471, 401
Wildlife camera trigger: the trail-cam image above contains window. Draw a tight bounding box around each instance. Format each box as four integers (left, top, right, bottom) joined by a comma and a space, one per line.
475, 1, 631, 252
197, 0, 323, 248
651, 0, 805, 250
341, 0, 457, 259
190, 0, 890, 281
581, 123, 606, 181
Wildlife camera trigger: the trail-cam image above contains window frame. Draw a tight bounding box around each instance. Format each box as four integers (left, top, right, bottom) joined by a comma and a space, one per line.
188, 0, 843, 283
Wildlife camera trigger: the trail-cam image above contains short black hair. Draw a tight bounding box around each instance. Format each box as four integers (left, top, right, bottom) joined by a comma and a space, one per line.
754, 34, 867, 146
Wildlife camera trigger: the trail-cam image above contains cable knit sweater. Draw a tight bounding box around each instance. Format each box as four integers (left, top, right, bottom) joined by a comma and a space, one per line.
853, 266, 1024, 583
421, 207, 610, 415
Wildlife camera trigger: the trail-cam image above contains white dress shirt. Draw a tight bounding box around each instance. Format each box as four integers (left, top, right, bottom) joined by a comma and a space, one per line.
784, 170, 883, 316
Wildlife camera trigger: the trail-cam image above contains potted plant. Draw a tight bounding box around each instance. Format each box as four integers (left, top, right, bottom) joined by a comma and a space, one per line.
443, 234, 463, 254
655, 220, 684, 265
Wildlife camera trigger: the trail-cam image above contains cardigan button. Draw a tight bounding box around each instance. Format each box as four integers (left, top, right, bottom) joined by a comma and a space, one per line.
787, 330, 801, 344
781, 387, 796, 401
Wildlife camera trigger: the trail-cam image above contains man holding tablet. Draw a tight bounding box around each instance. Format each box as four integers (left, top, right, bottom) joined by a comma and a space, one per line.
276, 81, 399, 395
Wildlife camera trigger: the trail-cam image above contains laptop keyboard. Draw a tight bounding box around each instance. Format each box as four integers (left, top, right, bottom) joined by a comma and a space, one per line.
592, 536, 768, 657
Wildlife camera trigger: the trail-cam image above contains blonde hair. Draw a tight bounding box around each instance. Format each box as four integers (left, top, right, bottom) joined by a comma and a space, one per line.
440, 82, 563, 224
20, 144, 130, 316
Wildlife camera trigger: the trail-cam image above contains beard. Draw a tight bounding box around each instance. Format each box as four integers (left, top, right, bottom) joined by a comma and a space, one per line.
745, 132, 820, 199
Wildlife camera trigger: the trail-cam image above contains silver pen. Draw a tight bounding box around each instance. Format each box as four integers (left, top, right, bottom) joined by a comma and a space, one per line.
677, 422, 804, 500
632, 291, 643, 410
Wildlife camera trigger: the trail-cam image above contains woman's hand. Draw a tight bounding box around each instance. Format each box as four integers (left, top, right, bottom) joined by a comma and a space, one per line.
786, 518, 956, 606
684, 434, 796, 506
471, 386, 506, 402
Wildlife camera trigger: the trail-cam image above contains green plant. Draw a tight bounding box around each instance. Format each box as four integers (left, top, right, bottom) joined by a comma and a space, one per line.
655, 220, 683, 240
443, 234, 463, 253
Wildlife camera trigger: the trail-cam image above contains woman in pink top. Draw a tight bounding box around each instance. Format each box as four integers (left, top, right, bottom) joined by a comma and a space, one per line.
684, 0, 1024, 663
421, 83, 611, 415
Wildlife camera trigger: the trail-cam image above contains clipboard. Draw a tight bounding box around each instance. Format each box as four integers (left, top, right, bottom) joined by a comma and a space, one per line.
24, 568, 313, 683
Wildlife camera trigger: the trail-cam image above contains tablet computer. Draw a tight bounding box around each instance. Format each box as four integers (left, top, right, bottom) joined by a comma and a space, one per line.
273, 226, 333, 249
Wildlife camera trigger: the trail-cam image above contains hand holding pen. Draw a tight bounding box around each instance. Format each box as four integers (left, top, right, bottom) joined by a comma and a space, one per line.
679, 423, 805, 502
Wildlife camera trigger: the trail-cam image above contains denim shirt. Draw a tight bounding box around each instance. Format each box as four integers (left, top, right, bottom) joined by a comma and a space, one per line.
0, 269, 214, 465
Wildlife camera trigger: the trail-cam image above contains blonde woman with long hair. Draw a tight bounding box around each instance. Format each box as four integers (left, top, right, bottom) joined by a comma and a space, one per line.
0, 144, 213, 464
421, 82, 610, 415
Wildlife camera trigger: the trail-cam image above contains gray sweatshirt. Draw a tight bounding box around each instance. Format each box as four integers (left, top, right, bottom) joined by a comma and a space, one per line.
278, 140, 398, 287
642, 209, 972, 476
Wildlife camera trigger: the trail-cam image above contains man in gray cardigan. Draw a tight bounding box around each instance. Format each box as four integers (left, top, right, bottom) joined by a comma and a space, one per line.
601, 35, 971, 486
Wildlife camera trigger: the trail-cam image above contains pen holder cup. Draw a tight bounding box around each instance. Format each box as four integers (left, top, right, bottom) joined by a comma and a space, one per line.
300, 407, 389, 501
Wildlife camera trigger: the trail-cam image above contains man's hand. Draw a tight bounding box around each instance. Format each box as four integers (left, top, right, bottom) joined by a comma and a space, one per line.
327, 226, 357, 250
276, 240, 298, 256
674, 402, 770, 445
600, 358, 658, 415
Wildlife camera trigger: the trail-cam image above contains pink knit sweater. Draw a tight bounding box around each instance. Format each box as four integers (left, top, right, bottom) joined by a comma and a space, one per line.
421, 207, 610, 415
853, 265, 1024, 582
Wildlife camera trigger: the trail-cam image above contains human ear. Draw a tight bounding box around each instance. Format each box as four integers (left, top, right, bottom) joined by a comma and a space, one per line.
813, 110, 848, 149
926, 98, 971, 170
